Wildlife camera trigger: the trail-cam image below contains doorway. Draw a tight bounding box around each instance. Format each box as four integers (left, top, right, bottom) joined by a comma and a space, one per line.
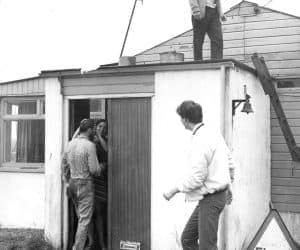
66, 97, 151, 250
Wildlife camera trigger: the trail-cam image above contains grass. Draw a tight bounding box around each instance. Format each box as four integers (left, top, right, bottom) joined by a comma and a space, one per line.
0, 229, 53, 250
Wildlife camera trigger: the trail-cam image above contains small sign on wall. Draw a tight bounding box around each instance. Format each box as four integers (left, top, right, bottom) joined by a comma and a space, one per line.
120, 240, 141, 250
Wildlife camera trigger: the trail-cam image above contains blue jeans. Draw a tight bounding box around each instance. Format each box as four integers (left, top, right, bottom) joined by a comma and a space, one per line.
69, 179, 94, 250
192, 7, 223, 60
181, 189, 227, 250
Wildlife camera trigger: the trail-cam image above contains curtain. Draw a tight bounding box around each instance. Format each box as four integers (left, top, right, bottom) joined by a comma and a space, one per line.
16, 102, 45, 163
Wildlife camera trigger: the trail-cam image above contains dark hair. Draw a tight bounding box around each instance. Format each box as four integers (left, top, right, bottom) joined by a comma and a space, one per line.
95, 118, 106, 126
176, 100, 203, 124
79, 119, 94, 133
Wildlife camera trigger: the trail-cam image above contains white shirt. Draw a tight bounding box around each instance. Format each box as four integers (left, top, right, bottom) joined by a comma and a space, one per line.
177, 123, 232, 202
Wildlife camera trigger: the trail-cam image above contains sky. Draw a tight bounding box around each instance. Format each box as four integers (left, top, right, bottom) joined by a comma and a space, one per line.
0, 0, 300, 82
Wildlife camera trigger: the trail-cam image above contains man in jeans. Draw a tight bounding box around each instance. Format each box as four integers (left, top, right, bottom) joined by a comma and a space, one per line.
163, 100, 233, 249
189, 0, 225, 60
63, 119, 102, 250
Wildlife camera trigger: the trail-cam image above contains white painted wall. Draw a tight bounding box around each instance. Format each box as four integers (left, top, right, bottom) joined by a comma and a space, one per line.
0, 172, 45, 228
256, 217, 292, 250
226, 68, 271, 249
44, 78, 63, 249
151, 69, 224, 250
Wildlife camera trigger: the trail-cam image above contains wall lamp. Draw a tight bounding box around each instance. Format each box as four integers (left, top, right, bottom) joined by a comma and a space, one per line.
232, 85, 254, 116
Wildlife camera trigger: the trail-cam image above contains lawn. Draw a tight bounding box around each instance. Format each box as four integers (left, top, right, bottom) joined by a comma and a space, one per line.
0, 229, 52, 250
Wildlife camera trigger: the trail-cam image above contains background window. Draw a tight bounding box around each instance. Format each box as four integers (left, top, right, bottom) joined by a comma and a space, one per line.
1, 98, 45, 167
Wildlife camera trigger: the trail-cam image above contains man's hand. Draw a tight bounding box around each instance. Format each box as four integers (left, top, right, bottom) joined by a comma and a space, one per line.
163, 187, 179, 201
193, 12, 205, 21
226, 187, 233, 205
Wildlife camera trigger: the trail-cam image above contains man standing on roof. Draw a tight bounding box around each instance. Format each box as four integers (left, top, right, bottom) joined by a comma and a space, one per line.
189, 0, 226, 60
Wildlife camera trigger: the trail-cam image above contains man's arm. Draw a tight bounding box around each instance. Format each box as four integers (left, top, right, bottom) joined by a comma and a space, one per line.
163, 141, 210, 200
87, 143, 102, 176
61, 152, 70, 183
189, 0, 205, 19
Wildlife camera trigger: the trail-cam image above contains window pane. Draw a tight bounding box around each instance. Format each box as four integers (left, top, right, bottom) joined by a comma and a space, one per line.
41, 99, 45, 114
6, 100, 37, 115
4, 120, 45, 163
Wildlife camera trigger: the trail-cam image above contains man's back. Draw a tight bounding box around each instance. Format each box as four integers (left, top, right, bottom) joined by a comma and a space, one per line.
66, 134, 101, 179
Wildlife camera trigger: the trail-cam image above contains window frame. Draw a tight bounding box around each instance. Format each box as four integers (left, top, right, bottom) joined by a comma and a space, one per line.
0, 96, 45, 173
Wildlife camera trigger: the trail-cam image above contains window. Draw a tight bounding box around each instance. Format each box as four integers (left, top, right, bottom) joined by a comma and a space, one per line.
1, 98, 45, 170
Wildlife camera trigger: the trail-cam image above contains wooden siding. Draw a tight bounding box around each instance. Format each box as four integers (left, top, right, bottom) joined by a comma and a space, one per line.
135, 1, 300, 78
0, 78, 45, 96
271, 88, 300, 213
135, 0, 300, 213
108, 98, 151, 250
62, 74, 154, 96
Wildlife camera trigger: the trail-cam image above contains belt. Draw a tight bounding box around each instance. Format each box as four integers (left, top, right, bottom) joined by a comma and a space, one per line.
203, 187, 228, 198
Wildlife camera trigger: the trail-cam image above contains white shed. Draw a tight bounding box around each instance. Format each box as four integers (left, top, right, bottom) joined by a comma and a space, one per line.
0, 60, 271, 249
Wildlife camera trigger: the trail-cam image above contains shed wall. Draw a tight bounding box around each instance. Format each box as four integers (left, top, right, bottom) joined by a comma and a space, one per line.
151, 69, 224, 250
0, 172, 44, 228
225, 68, 270, 249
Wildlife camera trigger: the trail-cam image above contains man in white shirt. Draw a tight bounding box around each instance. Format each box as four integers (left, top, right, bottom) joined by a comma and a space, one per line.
163, 100, 233, 250
189, 0, 225, 60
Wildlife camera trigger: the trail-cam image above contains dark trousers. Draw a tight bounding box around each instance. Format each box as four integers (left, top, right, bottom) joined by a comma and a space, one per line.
181, 189, 227, 250
192, 7, 223, 60
69, 179, 95, 250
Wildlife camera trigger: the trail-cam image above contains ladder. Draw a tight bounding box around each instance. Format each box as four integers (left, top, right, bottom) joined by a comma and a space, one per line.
251, 53, 300, 163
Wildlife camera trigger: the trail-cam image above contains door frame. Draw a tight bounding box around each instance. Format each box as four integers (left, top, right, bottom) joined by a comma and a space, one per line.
62, 93, 153, 250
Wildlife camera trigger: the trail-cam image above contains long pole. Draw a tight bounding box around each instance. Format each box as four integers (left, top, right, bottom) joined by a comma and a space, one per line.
119, 0, 138, 58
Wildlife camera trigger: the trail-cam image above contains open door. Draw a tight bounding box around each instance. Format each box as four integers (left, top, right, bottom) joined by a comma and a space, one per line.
108, 97, 151, 250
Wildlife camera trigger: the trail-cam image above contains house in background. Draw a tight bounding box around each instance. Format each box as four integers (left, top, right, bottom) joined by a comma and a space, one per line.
134, 0, 300, 245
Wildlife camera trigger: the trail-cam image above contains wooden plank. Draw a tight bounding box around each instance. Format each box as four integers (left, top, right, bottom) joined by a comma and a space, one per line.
63, 74, 154, 87
226, 5, 271, 17
272, 135, 300, 144
268, 68, 300, 78
271, 110, 300, 119
272, 168, 300, 178
224, 12, 295, 25
265, 60, 300, 70
244, 51, 300, 62
271, 143, 290, 153
245, 18, 300, 31
63, 83, 154, 96
272, 118, 300, 127
271, 152, 292, 161
272, 194, 300, 204
271, 127, 300, 136
272, 177, 300, 187
274, 203, 300, 213
272, 102, 300, 111
272, 186, 300, 195
272, 160, 293, 168
245, 34, 300, 47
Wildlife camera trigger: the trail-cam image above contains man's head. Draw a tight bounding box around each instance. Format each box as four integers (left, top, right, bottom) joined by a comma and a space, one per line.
176, 100, 203, 130
79, 119, 94, 136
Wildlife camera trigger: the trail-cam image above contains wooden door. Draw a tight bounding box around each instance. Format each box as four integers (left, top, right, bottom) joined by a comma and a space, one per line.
108, 97, 151, 250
